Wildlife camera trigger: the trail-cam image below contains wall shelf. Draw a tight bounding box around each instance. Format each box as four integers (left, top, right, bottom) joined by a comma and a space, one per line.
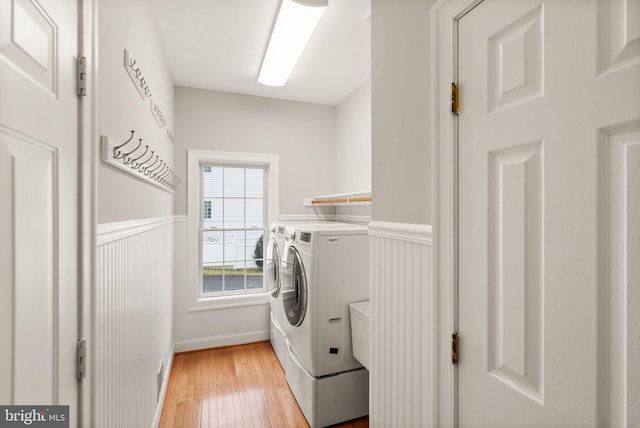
304, 191, 372, 207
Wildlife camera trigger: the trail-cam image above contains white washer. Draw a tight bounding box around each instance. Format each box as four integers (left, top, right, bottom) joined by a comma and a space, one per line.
268, 221, 347, 371
282, 223, 369, 428
266, 223, 287, 370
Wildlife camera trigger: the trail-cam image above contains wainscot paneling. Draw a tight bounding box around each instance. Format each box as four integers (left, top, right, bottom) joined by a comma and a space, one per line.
96, 217, 175, 428
368, 221, 436, 428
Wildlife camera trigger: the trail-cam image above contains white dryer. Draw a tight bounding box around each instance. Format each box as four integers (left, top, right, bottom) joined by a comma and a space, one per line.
281, 223, 369, 428
268, 221, 346, 371
266, 223, 287, 370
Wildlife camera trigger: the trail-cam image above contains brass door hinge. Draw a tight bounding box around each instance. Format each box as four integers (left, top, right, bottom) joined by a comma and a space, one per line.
451, 82, 459, 115
452, 333, 459, 365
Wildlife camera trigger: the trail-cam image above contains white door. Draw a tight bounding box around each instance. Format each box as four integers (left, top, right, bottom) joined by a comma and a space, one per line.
457, 0, 640, 426
0, 0, 79, 424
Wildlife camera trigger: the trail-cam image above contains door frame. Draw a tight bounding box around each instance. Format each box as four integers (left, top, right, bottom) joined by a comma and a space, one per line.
78, 0, 97, 425
431, 1, 482, 427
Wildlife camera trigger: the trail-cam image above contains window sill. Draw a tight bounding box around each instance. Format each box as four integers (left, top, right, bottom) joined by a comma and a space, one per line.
188, 291, 270, 312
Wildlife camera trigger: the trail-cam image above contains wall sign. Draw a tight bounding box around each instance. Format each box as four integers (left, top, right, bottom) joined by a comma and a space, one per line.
124, 49, 175, 144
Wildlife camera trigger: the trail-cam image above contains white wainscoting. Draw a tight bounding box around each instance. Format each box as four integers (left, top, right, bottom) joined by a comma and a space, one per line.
96, 217, 175, 428
369, 221, 436, 428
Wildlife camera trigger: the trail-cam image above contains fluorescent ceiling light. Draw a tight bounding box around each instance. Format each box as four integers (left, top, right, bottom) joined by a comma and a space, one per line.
258, 0, 328, 87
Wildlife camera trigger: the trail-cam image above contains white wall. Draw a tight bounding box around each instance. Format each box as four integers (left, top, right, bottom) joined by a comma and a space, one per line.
371, 0, 434, 225
98, 0, 175, 223
173, 87, 336, 219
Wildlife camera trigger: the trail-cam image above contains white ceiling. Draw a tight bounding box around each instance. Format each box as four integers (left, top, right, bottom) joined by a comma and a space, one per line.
148, 0, 371, 106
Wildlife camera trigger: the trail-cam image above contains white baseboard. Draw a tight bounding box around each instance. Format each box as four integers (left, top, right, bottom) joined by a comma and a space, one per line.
173, 330, 270, 353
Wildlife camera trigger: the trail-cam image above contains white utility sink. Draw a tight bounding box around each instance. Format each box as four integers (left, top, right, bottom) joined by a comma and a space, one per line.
349, 301, 370, 371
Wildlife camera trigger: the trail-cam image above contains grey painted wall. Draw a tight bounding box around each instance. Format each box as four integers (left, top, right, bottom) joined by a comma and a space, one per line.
98, 0, 175, 224
336, 80, 372, 220
173, 87, 337, 218
371, 0, 434, 225
171, 85, 373, 345
336, 79, 372, 193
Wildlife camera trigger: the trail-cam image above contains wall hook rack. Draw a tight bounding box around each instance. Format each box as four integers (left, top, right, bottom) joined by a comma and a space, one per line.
101, 133, 180, 193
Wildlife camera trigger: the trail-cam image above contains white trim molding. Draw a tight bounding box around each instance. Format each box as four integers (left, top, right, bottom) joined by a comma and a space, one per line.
97, 215, 177, 245
368, 220, 436, 427
368, 220, 432, 243
431, 1, 483, 426
187, 150, 279, 311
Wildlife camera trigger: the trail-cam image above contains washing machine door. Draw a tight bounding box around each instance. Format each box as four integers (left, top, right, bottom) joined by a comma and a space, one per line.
266, 236, 281, 298
282, 246, 307, 327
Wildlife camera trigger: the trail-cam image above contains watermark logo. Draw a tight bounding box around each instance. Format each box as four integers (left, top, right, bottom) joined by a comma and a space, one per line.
0, 406, 68, 427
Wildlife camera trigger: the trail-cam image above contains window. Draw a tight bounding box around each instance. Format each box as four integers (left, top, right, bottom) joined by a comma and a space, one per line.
187, 150, 279, 310
201, 165, 265, 295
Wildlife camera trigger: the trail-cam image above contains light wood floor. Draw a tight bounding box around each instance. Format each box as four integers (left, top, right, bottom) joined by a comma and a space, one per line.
159, 341, 369, 428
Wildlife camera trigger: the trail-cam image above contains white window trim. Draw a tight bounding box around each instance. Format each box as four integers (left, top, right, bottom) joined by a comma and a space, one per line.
187, 150, 279, 311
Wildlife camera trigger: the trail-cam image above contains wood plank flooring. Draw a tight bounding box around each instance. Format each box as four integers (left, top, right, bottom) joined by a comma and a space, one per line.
159, 341, 369, 428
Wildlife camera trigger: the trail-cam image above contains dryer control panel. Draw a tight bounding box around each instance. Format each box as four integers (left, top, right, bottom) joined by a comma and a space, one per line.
299, 231, 312, 243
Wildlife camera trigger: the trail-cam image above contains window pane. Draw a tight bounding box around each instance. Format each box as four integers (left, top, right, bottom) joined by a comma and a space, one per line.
247, 267, 263, 290
202, 231, 223, 266
203, 267, 224, 293
224, 167, 244, 198
223, 231, 245, 263
223, 199, 244, 228
246, 199, 264, 228
224, 260, 246, 292
203, 166, 223, 198
200, 164, 267, 296
246, 168, 264, 198
209, 198, 223, 228
246, 230, 264, 268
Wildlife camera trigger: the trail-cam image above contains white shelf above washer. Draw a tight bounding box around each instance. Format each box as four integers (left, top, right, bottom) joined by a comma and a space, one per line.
303, 190, 372, 207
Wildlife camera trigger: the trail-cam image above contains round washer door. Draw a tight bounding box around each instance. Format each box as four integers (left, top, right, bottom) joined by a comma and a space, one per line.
266, 238, 281, 298
282, 246, 307, 327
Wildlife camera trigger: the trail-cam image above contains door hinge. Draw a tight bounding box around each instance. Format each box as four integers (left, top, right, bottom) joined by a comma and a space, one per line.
77, 339, 87, 381
451, 333, 459, 365
77, 56, 87, 97
451, 82, 459, 115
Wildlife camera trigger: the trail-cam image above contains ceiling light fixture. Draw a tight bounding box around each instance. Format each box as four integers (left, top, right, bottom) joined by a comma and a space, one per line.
258, 0, 328, 87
